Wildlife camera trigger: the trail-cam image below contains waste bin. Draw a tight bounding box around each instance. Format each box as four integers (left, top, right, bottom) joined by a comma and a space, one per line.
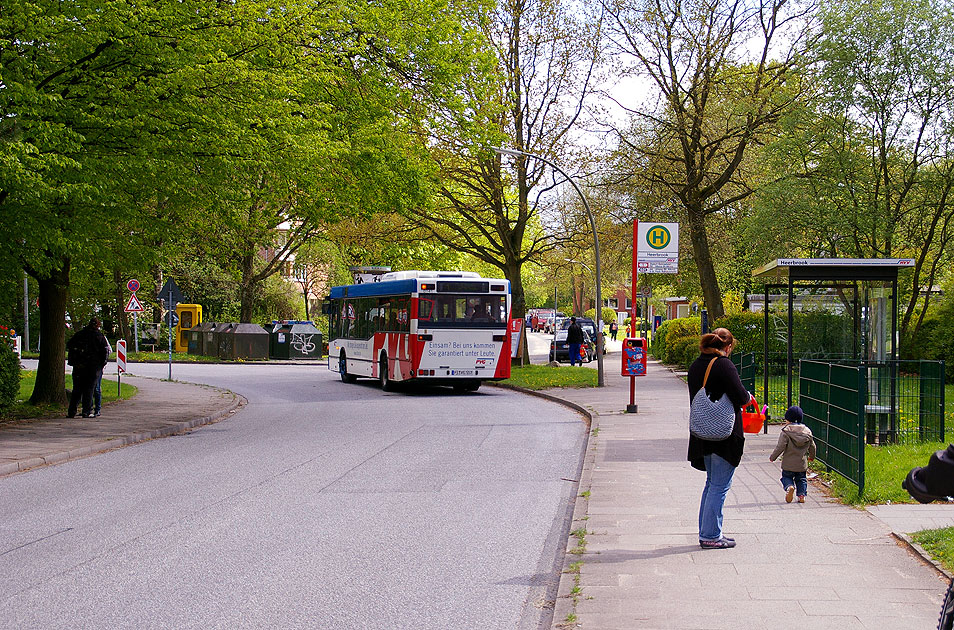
188, 322, 217, 356
215, 323, 236, 360
621, 337, 647, 376
231, 323, 269, 360
269, 321, 323, 359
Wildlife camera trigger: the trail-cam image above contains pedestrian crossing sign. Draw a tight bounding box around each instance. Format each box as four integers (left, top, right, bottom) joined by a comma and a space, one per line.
124, 294, 145, 313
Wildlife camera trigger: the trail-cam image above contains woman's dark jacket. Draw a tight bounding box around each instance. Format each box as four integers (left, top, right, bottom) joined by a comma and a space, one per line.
687, 353, 750, 471
566, 322, 584, 344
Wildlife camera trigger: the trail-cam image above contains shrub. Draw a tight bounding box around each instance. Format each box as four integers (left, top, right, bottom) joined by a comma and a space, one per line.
0, 342, 20, 410
654, 317, 701, 364
651, 320, 671, 359
584, 306, 618, 327
713, 312, 767, 354
669, 335, 700, 369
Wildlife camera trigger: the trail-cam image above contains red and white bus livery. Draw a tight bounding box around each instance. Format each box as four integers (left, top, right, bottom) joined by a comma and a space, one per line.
325, 271, 512, 391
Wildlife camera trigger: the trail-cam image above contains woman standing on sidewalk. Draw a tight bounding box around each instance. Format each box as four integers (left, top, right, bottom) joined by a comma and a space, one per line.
687, 327, 749, 549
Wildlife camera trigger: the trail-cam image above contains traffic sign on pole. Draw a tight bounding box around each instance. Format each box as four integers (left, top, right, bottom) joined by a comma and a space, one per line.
117, 339, 127, 396
124, 294, 145, 313
117, 339, 127, 374
126, 279, 140, 293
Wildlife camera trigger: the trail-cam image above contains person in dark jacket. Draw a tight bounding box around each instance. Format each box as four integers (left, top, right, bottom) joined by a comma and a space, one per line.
66, 317, 110, 419
566, 317, 584, 366
687, 327, 750, 549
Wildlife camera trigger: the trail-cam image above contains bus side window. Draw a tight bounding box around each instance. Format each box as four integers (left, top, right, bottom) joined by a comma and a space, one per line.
419, 298, 434, 321
394, 297, 409, 332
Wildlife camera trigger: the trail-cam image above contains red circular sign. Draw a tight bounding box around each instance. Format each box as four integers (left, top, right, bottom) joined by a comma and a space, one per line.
127, 279, 140, 293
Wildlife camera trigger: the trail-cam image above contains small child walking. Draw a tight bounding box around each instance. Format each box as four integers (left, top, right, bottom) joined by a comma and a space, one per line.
769, 406, 817, 503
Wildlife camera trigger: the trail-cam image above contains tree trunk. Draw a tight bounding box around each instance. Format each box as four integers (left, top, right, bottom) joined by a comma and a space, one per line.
113, 268, 130, 341
29, 259, 70, 405
239, 251, 257, 323
687, 207, 725, 322
505, 260, 531, 366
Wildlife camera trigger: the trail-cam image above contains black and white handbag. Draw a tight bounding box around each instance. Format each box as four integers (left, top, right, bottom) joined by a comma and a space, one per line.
689, 357, 736, 440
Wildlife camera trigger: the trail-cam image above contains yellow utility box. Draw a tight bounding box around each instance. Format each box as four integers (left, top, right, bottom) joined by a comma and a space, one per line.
175, 304, 202, 353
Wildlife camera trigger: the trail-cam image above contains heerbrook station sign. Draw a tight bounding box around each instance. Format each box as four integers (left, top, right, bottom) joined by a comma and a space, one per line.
774, 258, 913, 266
636, 222, 679, 274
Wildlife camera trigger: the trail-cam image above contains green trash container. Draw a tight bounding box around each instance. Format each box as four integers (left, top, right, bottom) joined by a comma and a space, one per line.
269, 322, 293, 359
215, 323, 236, 360
232, 323, 269, 360
271, 321, 322, 359
188, 322, 216, 356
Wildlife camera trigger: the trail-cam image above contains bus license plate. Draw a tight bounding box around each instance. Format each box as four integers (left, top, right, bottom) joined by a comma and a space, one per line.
450, 370, 476, 376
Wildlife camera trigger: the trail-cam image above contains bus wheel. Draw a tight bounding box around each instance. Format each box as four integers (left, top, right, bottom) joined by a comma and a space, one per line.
379, 355, 394, 392
339, 353, 357, 383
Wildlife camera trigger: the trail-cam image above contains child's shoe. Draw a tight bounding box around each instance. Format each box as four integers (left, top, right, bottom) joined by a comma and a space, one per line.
785, 486, 795, 503
798, 495, 805, 503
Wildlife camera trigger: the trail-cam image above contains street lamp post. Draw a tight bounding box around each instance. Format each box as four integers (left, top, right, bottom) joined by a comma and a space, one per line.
492, 146, 605, 387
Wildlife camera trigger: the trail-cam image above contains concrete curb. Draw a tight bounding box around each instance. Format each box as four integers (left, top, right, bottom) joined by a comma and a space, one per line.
552, 412, 598, 629
488, 381, 594, 628
0, 386, 245, 477
892, 531, 954, 580
488, 382, 594, 429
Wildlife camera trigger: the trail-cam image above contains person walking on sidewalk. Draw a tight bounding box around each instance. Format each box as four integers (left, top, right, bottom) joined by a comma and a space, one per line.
769, 405, 816, 503
687, 327, 749, 549
66, 317, 110, 419
92, 337, 113, 417
566, 317, 584, 367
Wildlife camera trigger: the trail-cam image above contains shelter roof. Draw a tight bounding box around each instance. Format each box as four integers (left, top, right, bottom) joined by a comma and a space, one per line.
752, 258, 915, 282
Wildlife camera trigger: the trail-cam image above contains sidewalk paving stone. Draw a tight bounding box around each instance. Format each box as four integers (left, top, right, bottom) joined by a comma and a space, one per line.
0, 374, 242, 477
546, 359, 948, 630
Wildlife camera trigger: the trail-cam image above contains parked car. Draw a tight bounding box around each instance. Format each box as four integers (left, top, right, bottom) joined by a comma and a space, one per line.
558, 317, 605, 352
544, 315, 566, 334
549, 329, 596, 363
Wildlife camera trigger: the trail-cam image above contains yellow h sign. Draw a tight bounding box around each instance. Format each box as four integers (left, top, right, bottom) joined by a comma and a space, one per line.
646, 225, 671, 249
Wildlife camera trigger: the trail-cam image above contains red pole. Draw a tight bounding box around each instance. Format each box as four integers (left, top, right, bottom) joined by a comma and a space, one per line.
632, 221, 639, 333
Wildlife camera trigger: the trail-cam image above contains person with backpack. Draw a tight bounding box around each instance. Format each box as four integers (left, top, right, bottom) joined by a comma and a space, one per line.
66, 317, 110, 419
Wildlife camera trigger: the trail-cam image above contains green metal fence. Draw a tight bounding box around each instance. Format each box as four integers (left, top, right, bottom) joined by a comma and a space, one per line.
758, 354, 945, 444
731, 351, 756, 395
799, 360, 867, 496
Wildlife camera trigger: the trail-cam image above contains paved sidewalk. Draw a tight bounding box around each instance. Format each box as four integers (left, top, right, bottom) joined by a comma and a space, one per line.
547, 359, 954, 630
0, 373, 242, 477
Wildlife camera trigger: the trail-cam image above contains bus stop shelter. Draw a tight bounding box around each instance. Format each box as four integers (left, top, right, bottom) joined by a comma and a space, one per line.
751, 259, 917, 427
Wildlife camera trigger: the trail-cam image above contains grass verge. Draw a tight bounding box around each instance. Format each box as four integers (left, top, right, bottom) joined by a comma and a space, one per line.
500, 364, 598, 390
2, 370, 138, 422
911, 527, 954, 574
821, 441, 951, 505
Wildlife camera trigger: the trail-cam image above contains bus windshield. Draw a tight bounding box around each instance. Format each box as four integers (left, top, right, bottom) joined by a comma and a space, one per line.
418, 294, 508, 328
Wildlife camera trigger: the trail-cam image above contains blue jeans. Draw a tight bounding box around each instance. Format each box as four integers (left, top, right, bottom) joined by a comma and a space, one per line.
781, 470, 808, 497
568, 343, 582, 366
699, 453, 736, 541
94, 368, 104, 413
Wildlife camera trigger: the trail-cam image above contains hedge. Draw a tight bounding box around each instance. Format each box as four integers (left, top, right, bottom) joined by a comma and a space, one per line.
0, 342, 20, 410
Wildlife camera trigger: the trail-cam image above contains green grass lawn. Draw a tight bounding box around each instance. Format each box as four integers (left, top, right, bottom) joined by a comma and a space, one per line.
2, 370, 138, 422
823, 441, 950, 505
911, 527, 954, 573
500, 364, 598, 390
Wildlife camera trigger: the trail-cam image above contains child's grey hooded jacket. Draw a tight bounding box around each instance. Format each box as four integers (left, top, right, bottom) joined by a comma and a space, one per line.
769, 423, 817, 472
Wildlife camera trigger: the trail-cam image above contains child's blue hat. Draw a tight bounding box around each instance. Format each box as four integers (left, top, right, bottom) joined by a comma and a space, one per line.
785, 406, 804, 423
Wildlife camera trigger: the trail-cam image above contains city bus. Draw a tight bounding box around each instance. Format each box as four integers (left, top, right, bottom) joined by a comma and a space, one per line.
325, 271, 512, 391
